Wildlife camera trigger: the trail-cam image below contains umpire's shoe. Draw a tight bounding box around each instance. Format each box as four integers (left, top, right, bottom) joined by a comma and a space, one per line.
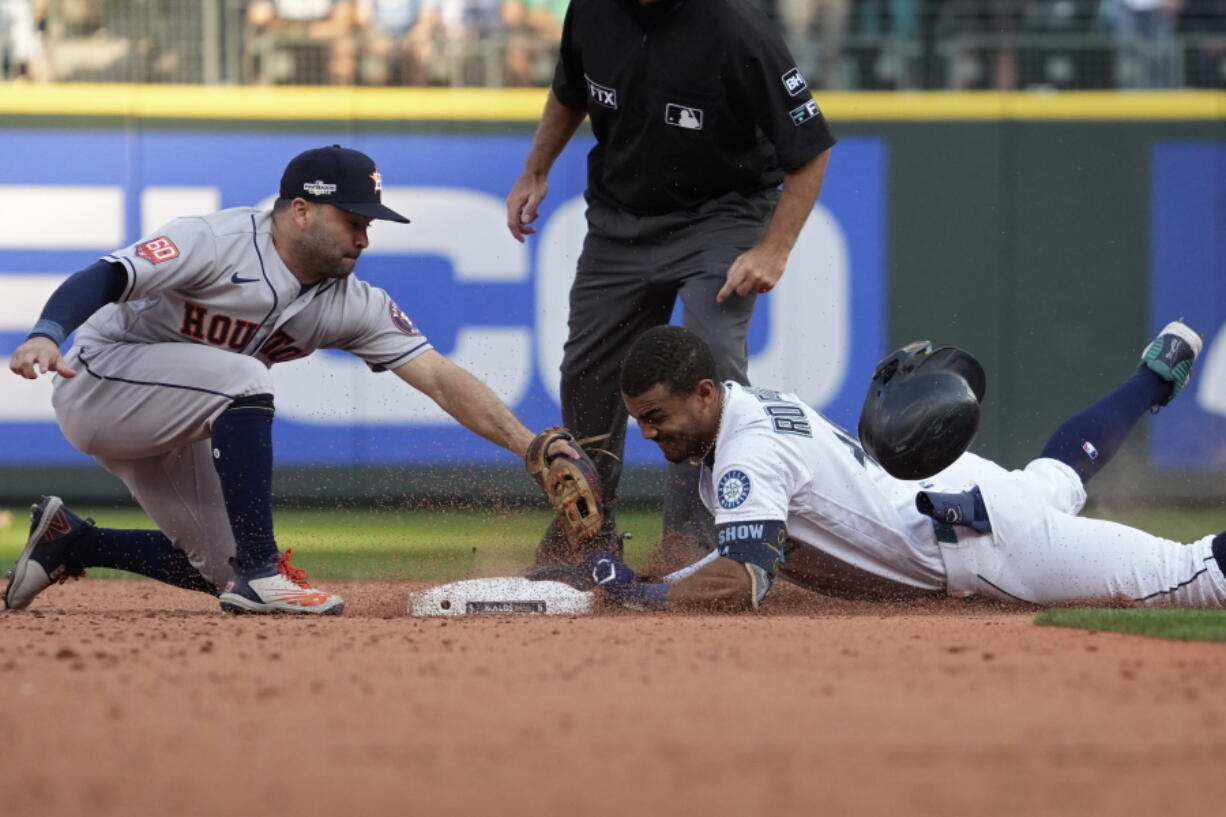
219, 549, 344, 615
4, 496, 91, 610
1140, 319, 1204, 407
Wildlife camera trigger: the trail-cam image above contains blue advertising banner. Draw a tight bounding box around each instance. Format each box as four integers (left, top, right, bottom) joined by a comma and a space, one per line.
0, 129, 886, 466
1149, 141, 1226, 469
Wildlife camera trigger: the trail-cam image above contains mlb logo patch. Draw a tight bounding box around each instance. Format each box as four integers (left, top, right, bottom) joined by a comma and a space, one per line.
789, 99, 820, 126
585, 75, 618, 109
781, 67, 808, 97
665, 103, 703, 130
1082, 441, 1099, 460
135, 236, 180, 264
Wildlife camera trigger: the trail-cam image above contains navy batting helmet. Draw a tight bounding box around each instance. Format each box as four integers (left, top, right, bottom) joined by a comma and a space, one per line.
857, 341, 987, 480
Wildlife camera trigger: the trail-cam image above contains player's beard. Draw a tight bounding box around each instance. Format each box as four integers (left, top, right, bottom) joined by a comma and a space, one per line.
299, 221, 359, 281
653, 430, 706, 463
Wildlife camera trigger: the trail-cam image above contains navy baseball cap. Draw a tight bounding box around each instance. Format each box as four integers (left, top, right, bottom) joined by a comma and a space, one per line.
279, 145, 410, 223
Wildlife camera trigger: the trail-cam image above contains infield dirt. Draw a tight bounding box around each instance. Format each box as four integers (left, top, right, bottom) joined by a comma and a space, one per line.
2, 580, 1223, 817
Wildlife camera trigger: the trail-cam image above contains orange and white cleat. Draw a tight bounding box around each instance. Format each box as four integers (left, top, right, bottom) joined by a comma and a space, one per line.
219, 549, 344, 615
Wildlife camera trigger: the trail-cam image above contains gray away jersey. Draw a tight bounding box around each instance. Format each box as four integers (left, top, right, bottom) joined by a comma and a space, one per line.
78, 207, 431, 372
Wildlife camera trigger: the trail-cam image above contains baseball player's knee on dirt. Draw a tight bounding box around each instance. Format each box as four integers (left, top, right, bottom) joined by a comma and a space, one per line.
72, 527, 218, 595
211, 393, 279, 573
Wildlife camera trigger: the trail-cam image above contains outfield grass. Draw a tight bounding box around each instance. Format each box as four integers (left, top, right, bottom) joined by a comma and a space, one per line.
1035, 608, 1226, 642
0, 505, 667, 581
0, 503, 1220, 585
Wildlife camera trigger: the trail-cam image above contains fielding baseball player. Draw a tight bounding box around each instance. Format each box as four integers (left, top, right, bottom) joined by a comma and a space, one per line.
5, 145, 595, 616
557, 321, 1226, 611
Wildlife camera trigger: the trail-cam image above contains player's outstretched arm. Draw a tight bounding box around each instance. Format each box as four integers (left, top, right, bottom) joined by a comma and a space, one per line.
9, 259, 127, 379
717, 148, 831, 303
506, 90, 587, 243
576, 551, 759, 612
9, 336, 76, 379
393, 349, 535, 455
666, 557, 758, 612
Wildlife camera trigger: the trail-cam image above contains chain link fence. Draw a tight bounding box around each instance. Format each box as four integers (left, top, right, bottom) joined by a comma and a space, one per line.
3, 0, 1225, 88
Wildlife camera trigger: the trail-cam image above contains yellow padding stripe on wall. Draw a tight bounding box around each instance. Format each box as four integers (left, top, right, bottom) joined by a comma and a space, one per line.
0, 84, 1222, 121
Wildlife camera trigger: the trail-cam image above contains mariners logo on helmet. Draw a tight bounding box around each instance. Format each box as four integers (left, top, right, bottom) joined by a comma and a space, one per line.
717, 469, 751, 509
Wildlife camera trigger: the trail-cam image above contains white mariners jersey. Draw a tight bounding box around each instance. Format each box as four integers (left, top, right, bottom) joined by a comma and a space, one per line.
698, 383, 1012, 591
77, 207, 431, 371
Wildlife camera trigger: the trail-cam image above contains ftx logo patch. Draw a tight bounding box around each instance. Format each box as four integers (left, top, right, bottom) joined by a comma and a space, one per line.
586, 75, 617, 109
665, 103, 703, 130
789, 99, 820, 126
781, 67, 808, 96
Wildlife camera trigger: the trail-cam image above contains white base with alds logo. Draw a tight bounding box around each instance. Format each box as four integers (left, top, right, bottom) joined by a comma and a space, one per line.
407, 577, 594, 617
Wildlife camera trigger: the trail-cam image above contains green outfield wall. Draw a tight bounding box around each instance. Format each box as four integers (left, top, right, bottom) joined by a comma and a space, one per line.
1, 87, 1222, 507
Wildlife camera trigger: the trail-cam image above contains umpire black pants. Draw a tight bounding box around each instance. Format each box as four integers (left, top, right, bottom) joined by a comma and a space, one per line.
536, 188, 778, 565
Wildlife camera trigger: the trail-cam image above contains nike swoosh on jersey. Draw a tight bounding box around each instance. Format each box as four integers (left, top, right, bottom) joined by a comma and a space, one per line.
231, 273, 260, 284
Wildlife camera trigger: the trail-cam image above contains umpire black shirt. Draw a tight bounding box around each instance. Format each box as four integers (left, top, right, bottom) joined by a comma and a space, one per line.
552, 0, 837, 216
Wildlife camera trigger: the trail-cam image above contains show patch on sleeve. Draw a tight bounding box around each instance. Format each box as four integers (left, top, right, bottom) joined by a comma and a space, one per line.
389, 301, 421, 336
134, 237, 180, 264
717, 469, 752, 509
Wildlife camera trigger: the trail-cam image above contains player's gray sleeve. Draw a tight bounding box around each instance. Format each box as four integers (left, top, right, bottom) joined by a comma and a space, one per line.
30, 260, 127, 345
103, 217, 220, 301
319, 279, 433, 371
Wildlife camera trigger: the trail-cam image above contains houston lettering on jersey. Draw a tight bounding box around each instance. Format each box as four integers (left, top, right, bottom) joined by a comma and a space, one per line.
258, 328, 306, 363
178, 302, 260, 352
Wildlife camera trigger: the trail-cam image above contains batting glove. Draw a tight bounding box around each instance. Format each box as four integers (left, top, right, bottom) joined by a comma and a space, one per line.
583, 551, 668, 610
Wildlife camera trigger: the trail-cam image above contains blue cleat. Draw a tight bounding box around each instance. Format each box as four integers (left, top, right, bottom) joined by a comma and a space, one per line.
4, 496, 92, 610
1140, 320, 1203, 407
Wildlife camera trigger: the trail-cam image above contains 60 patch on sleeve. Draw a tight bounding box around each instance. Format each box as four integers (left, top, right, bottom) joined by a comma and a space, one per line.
135, 236, 180, 264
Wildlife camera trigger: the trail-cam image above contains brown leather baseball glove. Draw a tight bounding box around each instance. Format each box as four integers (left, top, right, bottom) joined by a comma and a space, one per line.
525, 427, 605, 548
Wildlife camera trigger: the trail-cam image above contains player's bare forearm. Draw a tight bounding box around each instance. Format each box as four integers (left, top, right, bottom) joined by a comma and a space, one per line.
764, 147, 830, 255
506, 92, 587, 242
394, 351, 533, 455
716, 148, 831, 302
8, 336, 76, 380
524, 91, 587, 176
665, 557, 756, 612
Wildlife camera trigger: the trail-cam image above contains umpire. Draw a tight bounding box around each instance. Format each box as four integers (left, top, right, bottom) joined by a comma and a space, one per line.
505, 0, 836, 566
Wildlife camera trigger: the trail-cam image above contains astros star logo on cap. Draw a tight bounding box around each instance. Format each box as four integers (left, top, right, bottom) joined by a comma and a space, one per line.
370, 170, 383, 194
